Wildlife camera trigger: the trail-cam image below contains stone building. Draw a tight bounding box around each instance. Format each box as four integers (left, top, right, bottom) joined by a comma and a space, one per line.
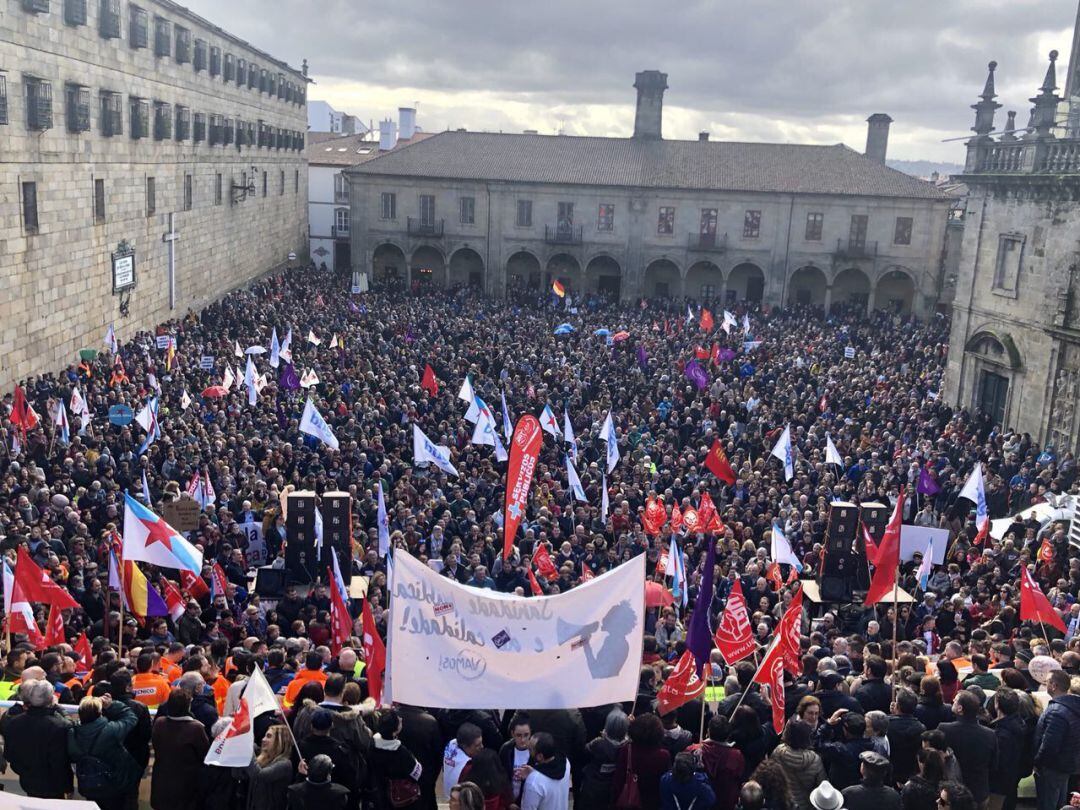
944, 35, 1080, 453
0, 0, 308, 388
347, 71, 952, 317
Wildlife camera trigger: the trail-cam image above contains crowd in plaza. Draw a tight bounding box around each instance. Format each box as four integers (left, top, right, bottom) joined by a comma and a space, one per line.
0, 267, 1079, 810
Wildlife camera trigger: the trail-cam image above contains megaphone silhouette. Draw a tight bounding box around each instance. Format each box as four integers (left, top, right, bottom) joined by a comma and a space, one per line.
556, 618, 600, 645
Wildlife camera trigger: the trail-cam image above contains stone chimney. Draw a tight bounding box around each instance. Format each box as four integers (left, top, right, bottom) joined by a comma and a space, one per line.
865, 113, 893, 164
698, 131, 710, 141
633, 70, 668, 140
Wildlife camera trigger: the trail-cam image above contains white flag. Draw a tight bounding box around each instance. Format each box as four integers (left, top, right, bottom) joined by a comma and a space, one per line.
300, 368, 320, 389
563, 406, 577, 458
770, 425, 794, 481
142, 469, 152, 504
181, 389, 192, 411
742, 313, 751, 336
104, 323, 119, 354
458, 376, 474, 404
470, 396, 498, 447
222, 365, 235, 391
269, 328, 281, 369
686, 304, 694, 324
412, 424, 459, 477
722, 310, 738, 334
771, 521, 803, 571
234, 340, 243, 358
566, 456, 587, 502
241, 666, 281, 720
307, 330, 321, 346
493, 430, 508, 463
500, 390, 513, 443
70, 387, 91, 431
601, 411, 620, 474
539, 404, 561, 438
329, 333, 339, 349
377, 482, 391, 558
280, 329, 293, 364
299, 399, 340, 450
244, 357, 258, 406
825, 433, 843, 468
601, 473, 610, 523
314, 507, 324, 556
204, 694, 255, 767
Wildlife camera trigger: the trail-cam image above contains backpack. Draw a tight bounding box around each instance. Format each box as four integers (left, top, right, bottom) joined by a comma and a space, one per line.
614, 744, 642, 810
73, 726, 117, 799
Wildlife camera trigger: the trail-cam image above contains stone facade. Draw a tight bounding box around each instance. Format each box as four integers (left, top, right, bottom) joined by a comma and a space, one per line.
944, 52, 1080, 453
0, 0, 308, 388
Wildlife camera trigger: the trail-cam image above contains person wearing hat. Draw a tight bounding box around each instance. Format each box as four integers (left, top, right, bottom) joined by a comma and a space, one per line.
841, 750, 900, 810
809, 780, 844, 810
287, 753, 350, 810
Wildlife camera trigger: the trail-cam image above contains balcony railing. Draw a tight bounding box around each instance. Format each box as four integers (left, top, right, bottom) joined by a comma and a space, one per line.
407, 217, 444, 237
834, 238, 878, 259
1041, 142, 1080, 173
687, 231, 728, 251
545, 224, 583, 245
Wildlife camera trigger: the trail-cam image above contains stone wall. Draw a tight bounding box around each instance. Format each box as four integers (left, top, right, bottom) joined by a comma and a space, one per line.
0, 0, 308, 388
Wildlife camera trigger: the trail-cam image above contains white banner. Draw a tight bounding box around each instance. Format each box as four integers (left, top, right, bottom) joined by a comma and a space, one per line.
388, 550, 646, 709
899, 525, 948, 564
240, 521, 267, 567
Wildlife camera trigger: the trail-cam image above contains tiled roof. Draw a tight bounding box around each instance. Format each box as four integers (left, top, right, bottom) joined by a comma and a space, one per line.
307, 132, 433, 167
349, 131, 950, 200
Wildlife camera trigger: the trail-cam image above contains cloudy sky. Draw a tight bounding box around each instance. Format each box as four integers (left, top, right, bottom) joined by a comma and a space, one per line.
187, 0, 1076, 164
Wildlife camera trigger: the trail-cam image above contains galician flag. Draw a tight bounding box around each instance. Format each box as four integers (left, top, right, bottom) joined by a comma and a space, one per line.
412, 424, 459, 477
53, 400, 70, 445
470, 396, 498, 447
268, 327, 281, 369
564, 406, 577, 461
666, 536, 689, 608
917, 538, 934, 590
539, 404, 561, 438
770, 521, 803, 572
500, 390, 513, 443
565, 456, 587, 502
770, 425, 794, 481
122, 493, 203, 573
958, 463, 990, 544
377, 482, 391, 558
601, 410, 620, 473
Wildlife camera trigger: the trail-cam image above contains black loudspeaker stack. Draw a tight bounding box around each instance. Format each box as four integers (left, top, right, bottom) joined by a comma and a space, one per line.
286, 491, 317, 584
819, 501, 858, 602
857, 502, 890, 590
322, 491, 353, 579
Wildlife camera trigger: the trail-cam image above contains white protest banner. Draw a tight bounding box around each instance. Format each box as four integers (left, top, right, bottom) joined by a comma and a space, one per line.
240, 521, 267, 567
844, 347, 856, 359
899, 525, 948, 564
388, 550, 645, 709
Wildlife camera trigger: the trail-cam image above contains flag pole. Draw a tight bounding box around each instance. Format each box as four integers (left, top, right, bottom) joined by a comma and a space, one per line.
1039, 619, 1052, 650
890, 572, 899, 700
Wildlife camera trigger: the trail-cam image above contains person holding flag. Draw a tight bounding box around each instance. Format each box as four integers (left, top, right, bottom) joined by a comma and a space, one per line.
958, 463, 991, 545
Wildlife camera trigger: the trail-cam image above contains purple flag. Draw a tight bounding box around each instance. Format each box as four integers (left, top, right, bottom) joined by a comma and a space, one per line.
405, 327, 415, 344
684, 359, 708, 390
685, 535, 717, 675
718, 347, 737, 363
917, 465, 941, 496
348, 300, 361, 314
636, 345, 649, 370
279, 363, 300, 391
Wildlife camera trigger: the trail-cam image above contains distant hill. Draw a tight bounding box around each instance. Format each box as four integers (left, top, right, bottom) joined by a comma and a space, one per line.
886, 159, 964, 180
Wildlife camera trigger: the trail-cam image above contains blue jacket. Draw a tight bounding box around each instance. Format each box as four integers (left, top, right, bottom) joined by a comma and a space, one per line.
1034, 693, 1080, 773
660, 771, 716, 810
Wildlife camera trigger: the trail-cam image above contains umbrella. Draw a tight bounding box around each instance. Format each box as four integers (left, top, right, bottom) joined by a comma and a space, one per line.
245, 346, 266, 354
645, 581, 675, 608
554, 324, 574, 335
78, 348, 98, 362
593, 328, 611, 337
612, 331, 631, 342
201, 386, 228, 398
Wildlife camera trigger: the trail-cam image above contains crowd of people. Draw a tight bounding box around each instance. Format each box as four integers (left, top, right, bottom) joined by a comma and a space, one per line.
0, 268, 1078, 810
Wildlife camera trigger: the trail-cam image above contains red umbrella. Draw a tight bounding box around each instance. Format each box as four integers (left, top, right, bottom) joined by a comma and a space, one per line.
612, 331, 631, 342
201, 386, 228, 398
645, 581, 674, 608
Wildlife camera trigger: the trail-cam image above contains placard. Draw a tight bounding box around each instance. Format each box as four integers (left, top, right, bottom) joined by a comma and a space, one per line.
162, 498, 201, 532
200, 356, 215, 370
899, 525, 949, 564
112, 247, 136, 293
155, 335, 171, 349
844, 347, 856, 359
240, 521, 267, 567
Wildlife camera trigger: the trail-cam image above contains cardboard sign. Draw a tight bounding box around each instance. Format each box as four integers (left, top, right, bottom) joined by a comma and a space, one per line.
163, 498, 201, 532
240, 521, 267, 567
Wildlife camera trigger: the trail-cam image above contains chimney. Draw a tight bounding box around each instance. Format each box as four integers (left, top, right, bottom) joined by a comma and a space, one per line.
865, 113, 893, 164
633, 70, 668, 140
698, 131, 709, 142
399, 107, 416, 140
379, 118, 397, 151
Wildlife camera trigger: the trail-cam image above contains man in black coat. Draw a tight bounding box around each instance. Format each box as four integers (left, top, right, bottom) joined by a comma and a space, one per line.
842, 751, 902, 810
109, 669, 153, 775
398, 703, 443, 810
0, 679, 73, 798
989, 688, 1027, 810
886, 688, 926, 785
817, 711, 876, 790
1033, 669, 1080, 810
853, 655, 892, 714
813, 671, 862, 717
939, 690, 998, 806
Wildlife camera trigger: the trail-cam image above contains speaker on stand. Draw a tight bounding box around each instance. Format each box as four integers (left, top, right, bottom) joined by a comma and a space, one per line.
322, 491, 353, 578
857, 502, 890, 592
285, 491, 317, 584
819, 501, 858, 602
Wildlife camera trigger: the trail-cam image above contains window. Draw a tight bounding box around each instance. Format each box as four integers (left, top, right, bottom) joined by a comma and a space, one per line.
236, 57, 247, 85
699, 208, 718, 243
248, 64, 258, 89
93, 178, 105, 222
993, 235, 1023, 292
222, 117, 233, 145
223, 52, 234, 82
849, 214, 868, 249
65, 84, 90, 133
259, 68, 268, 93
214, 172, 222, 205
153, 101, 171, 140
516, 199, 532, 227
556, 201, 574, 232
335, 208, 349, 236
174, 105, 189, 140
279, 170, 284, 195
334, 172, 349, 203
268, 72, 276, 97
277, 73, 285, 100
419, 194, 435, 226
460, 196, 475, 225
597, 203, 614, 231
100, 91, 121, 135
657, 206, 675, 235
146, 176, 155, 215
209, 45, 221, 76
22, 0, 49, 14
129, 96, 148, 138
183, 172, 192, 210
193, 112, 205, 142
174, 26, 190, 63
743, 210, 761, 238
24, 77, 53, 131
98, 0, 120, 37
294, 170, 299, 193
805, 212, 824, 241
209, 113, 222, 145
22, 181, 38, 233
153, 17, 170, 57
261, 171, 267, 197
64, 0, 87, 25
193, 38, 207, 71
0, 76, 8, 125
893, 216, 913, 245
128, 5, 147, 48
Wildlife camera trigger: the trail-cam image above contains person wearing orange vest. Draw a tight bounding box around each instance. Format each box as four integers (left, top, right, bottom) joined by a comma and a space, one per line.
159, 644, 184, 684
131, 653, 171, 708
283, 650, 328, 708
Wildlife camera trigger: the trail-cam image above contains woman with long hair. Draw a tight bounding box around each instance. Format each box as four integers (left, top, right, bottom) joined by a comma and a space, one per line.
915, 676, 953, 730
730, 705, 768, 779
770, 720, 826, 810
581, 709, 629, 810
449, 782, 486, 810
937, 661, 960, 704
749, 758, 794, 810
612, 713, 672, 810
247, 724, 294, 810
901, 747, 946, 810
463, 749, 513, 810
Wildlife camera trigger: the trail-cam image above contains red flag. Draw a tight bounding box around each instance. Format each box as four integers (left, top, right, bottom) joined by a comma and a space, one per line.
766, 563, 783, 592
710, 343, 720, 366
74, 631, 94, 673
11, 386, 40, 438
657, 650, 706, 715
714, 579, 755, 665
180, 569, 210, 601
503, 416, 543, 559
694, 345, 710, 361
533, 544, 559, 580
670, 502, 684, 533
818, 395, 828, 413
210, 562, 229, 602
700, 309, 714, 332
682, 508, 700, 534
18, 614, 45, 649
705, 439, 737, 485
13, 546, 78, 609
328, 566, 353, 655
864, 489, 905, 606
780, 587, 804, 675
421, 364, 439, 397
752, 635, 786, 734
162, 578, 186, 622
698, 492, 723, 533
580, 565, 595, 583
656, 548, 669, 576
861, 522, 880, 566
42, 604, 65, 648
1038, 538, 1055, 565
642, 497, 667, 536
527, 568, 544, 596
361, 595, 386, 704
1020, 566, 1067, 632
